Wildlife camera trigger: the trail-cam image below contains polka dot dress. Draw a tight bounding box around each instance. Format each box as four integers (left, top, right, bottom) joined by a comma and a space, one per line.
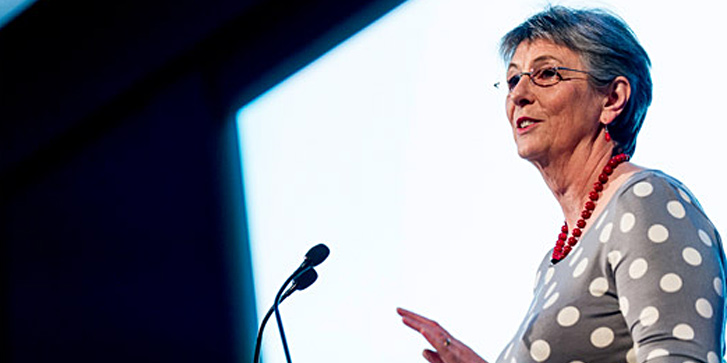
495, 170, 726, 363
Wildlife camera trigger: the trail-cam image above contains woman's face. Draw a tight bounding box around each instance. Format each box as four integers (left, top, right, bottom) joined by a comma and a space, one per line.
506, 39, 605, 164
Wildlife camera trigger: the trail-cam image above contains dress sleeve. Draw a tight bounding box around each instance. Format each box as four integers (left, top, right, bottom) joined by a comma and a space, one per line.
608, 174, 726, 363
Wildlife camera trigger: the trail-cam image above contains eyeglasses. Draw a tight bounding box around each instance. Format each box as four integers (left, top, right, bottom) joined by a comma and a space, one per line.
495, 66, 594, 92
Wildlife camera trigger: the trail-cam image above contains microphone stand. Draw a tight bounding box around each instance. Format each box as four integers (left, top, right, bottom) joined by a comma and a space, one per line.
254, 244, 328, 363
272, 266, 311, 363
254, 267, 316, 363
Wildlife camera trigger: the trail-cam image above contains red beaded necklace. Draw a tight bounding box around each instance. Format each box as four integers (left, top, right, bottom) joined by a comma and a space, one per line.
551, 153, 630, 263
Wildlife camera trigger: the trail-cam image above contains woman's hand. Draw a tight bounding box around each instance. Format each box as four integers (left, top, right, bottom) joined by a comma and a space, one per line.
397, 307, 489, 363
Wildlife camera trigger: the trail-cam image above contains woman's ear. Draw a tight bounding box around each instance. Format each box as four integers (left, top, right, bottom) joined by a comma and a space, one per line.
601, 76, 631, 125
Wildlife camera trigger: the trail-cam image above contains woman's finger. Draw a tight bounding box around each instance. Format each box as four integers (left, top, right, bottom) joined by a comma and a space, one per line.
398, 308, 450, 334
401, 315, 451, 349
398, 309, 454, 354
397, 307, 438, 326
423, 349, 445, 363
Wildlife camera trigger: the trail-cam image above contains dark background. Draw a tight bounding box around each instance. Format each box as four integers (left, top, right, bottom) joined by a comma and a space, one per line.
0, 0, 405, 361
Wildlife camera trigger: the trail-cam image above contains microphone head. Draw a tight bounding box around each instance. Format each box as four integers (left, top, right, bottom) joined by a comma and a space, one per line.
304, 243, 330, 267
293, 268, 318, 291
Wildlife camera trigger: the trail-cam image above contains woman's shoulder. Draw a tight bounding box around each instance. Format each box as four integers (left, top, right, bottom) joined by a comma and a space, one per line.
613, 169, 705, 212
604, 168, 722, 252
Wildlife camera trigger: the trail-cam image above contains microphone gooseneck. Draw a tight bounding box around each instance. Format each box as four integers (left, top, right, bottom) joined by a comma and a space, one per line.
252, 268, 317, 363
253, 243, 330, 363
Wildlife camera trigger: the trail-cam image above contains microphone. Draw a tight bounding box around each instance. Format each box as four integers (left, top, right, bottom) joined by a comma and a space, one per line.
282, 267, 318, 300
293, 243, 330, 275
253, 268, 318, 363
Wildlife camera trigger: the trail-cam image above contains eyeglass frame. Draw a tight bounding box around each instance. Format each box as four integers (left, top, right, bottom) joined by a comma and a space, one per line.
494, 66, 597, 92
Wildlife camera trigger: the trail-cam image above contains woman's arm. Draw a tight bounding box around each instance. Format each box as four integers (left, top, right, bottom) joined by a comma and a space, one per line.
610, 175, 725, 362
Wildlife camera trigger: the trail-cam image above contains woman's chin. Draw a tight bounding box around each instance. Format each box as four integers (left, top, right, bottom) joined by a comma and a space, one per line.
516, 144, 543, 162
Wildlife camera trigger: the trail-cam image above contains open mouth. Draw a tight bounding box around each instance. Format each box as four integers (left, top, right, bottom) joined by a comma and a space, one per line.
517, 117, 541, 129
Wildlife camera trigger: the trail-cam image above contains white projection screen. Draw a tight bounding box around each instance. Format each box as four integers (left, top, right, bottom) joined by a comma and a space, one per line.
237, 0, 727, 362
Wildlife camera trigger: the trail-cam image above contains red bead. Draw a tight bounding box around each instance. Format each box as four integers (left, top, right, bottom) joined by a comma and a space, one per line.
563, 245, 572, 254
577, 219, 586, 228
559, 233, 568, 241
585, 201, 596, 211
599, 173, 609, 183
573, 228, 582, 237
608, 159, 618, 168
556, 240, 565, 247
561, 225, 569, 233
603, 165, 613, 175
581, 210, 592, 219
589, 191, 599, 201
593, 183, 603, 192
568, 237, 578, 246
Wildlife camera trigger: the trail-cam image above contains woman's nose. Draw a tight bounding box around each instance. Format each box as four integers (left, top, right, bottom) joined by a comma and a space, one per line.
508, 77, 535, 107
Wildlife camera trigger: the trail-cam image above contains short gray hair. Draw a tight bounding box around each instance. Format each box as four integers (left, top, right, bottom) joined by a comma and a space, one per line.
500, 6, 652, 157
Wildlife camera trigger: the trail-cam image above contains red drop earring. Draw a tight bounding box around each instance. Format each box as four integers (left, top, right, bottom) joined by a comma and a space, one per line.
604, 126, 611, 142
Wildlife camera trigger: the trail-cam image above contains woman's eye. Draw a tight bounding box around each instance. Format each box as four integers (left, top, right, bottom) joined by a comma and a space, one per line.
507, 75, 521, 90
537, 68, 559, 80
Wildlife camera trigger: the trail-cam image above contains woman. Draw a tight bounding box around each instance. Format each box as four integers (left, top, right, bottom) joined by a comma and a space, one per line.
398, 6, 726, 363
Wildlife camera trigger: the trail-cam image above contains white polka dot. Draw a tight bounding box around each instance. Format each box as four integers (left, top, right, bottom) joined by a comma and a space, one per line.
639, 306, 659, 326
608, 250, 622, 269
545, 282, 557, 298
696, 298, 714, 318
543, 292, 559, 309
510, 357, 517, 363
530, 340, 550, 362
573, 258, 589, 278
590, 327, 614, 348
679, 188, 692, 203
595, 210, 609, 230
544, 267, 555, 284
699, 230, 713, 246
619, 296, 630, 316
714, 278, 723, 297
533, 270, 542, 290
682, 247, 702, 266
673, 324, 695, 340
660, 273, 683, 292
569, 361, 584, 363
667, 200, 686, 219
684, 361, 697, 363
620, 212, 636, 233
708, 351, 719, 363
647, 349, 669, 360
648, 224, 669, 243
626, 348, 637, 363
629, 258, 648, 279
569, 247, 584, 267
557, 306, 580, 327
633, 182, 654, 197
589, 277, 609, 297
600, 222, 613, 243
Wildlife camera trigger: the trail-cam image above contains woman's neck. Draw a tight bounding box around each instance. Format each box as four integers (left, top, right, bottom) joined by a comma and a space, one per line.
532, 142, 625, 229
547, 155, 608, 224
